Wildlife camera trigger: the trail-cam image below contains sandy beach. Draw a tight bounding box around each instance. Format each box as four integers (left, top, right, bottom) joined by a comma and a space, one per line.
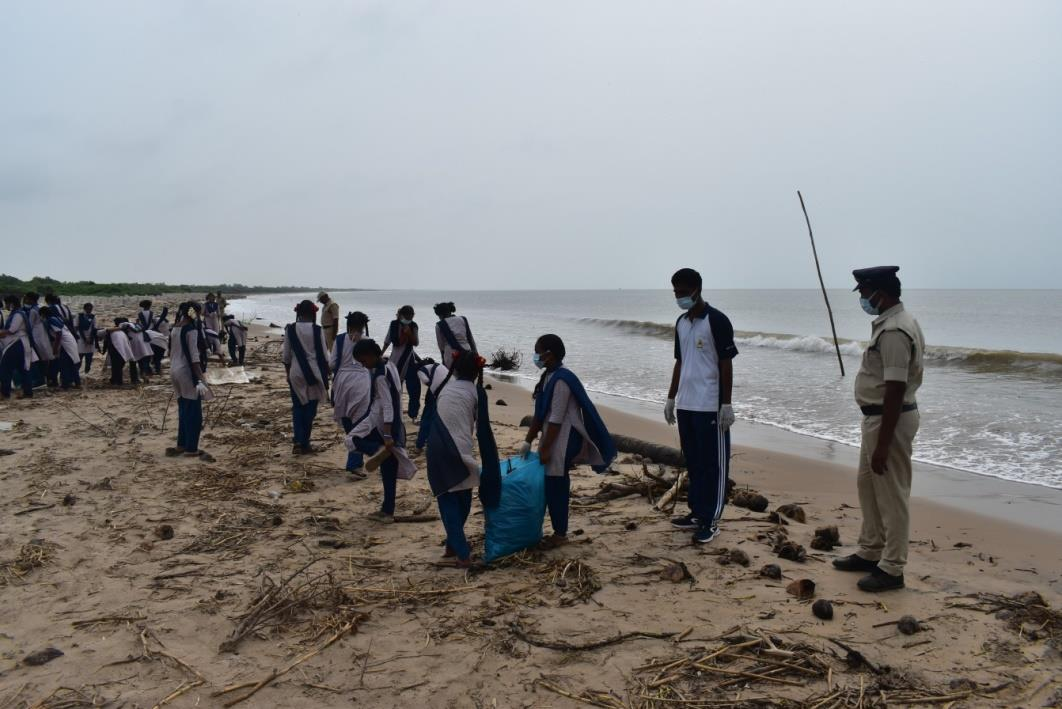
1, 298, 1060, 708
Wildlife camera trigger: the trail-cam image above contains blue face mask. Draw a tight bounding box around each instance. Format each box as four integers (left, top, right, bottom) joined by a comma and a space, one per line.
860, 291, 880, 316
399, 318, 412, 325
676, 296, 696, 311
532, 353, 546, 369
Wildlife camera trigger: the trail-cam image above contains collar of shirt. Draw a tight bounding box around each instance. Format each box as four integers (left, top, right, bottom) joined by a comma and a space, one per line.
872, 302, 905, 330
684, 302, 711, 321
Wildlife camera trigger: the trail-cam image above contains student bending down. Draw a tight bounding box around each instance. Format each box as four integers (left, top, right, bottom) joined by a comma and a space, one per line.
0, 295, 34, 399
223, 314, 247, 366
102, 318, 140, 386
520, 334, 617, 550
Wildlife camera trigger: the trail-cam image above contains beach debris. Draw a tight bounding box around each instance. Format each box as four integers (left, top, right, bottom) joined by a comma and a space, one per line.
812, 599, 834, 620
89, 477, 113, 490
716, 548, 750, 567
23, 647, 63, 666
175, 511, 279, 557
766, 510, 789, 525
776, 503, 807, 523
898, 615, 923, 635
732, 489, 769, 512
786, 578, 816, 600
810, 525, 841, 551
760, 563, 782, 580
285, 477, 315, 493
0, 539, 56, 586
487, 347, 522, 371
660, 561, 694, 584
61, 493, 77, 506
512, 621, 675, 652
483, 383, 492, 390
0, 448, 15, 456
948, 591, 1061, 643
541, 558, 601, 604
495, 399, 507, 406
624, 520, 638, 531
775, 539, 808, 562
155, 524, 175, 540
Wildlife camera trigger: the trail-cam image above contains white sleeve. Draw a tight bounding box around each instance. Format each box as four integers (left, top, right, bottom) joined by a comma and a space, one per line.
548, 380, 572, 425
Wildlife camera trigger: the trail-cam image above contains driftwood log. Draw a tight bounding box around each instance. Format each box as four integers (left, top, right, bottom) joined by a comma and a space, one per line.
518, 416, 685, 467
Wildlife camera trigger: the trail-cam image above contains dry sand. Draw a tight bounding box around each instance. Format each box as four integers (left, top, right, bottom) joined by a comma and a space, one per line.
0, 299, 1060, 708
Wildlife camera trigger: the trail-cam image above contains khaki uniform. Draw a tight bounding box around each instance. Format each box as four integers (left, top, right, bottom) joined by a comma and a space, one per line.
320, 300, 340, 351
853, 303, 924, 577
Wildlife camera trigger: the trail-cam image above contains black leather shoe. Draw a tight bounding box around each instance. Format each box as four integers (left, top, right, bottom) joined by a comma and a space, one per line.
857, 567, 905, 592
832, 554, 880, 573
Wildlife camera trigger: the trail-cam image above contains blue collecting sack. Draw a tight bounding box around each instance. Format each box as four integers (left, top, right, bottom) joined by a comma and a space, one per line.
483, 453, 547, 563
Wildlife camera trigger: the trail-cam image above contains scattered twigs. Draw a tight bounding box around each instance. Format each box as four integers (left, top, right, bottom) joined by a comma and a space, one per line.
0, 540, 56, 586
14, 503, 56, 516
947, 590, 1061, 641
216, 614, 366, 707
654, 471, 687, 513
512, 624, 676, 652
71, 613, 147, 630
535, 678, 626, 709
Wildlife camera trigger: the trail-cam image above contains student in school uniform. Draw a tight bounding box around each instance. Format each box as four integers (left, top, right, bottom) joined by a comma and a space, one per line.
42, 306, 81, 389
382, 305, 422, 419
425, 352, 484, 568
166, 302, 214, 460
118, 320, 154, 379
77, 304, 99, 373
346, 338, 417, 522
203, 293, 222, 335
283, 299, 330, 455
223, 315, 248, 366
0, 294, 34, 399
330, 312, 371, 478
102, 318, 140, 386
148, 307, 169, 374
45, 294, 75, 332
23, 292, 53, 387
664, 268, 738, 544
520, 334, 617, 550
434, 302, 477, 367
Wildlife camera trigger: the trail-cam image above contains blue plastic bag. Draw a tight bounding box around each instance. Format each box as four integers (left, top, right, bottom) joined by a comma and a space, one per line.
483, 453, 547, 563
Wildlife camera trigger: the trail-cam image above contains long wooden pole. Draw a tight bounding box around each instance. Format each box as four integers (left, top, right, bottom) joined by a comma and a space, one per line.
797, 191, 845, 376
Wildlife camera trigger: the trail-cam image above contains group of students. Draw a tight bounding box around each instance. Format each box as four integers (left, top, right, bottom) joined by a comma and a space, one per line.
0, 291, 250, 399
272, 298, 618, 567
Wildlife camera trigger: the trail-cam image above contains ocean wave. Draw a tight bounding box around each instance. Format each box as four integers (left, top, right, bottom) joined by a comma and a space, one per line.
577, 317, 1062, 376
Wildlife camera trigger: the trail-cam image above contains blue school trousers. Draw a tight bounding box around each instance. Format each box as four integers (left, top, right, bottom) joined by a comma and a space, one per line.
227, 338, 245, 366
151, 345, 165, 374
290, 388, 319, 448
405, 365, 421, 420
340, 418, 366, 471
58, 350, 81, 389
543, 431, 585, 537
351, 431, 398, 515
177, 397, 203, 452
677, 409, 731, 530
0, 342, 32, 398
81, 352, 94, 373
436, 489, 473, 560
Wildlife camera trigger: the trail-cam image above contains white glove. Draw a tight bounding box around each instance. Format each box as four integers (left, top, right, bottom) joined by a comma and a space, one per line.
664, 399, 676, 426
517, 441, 531, 459
196, 382, 215, 401
719, 404, 735, 432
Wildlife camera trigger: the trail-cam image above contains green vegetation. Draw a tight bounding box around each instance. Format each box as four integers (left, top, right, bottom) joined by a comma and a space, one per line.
0, 274, 331, 298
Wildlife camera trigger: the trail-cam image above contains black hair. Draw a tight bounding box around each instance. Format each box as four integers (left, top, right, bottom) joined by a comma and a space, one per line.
881, 277, 902, 299
114, 317, 128, 325
535, 334, 566, 362
40, 306, 54, 317
157, 306, 168, 321
44, 293, 58, 304
433, 302, 456, 318
352, 338, 382, 361
176, 301, 202, 322
398, 305, 415, 319
223, 314, 234, 321
453, 351, 480, 380
139, 299, 152, 309
346, 311, 370, 335
295, 299, 317, 319
83, 303, 94, 311
24, 292, 39, 303
4, 294, 21, 308
671, 268, 702, 290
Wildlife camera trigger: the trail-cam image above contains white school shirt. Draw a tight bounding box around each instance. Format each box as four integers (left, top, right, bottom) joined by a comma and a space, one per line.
675, 313, 720, 413
434, 378, 480, 491
138, 309, 154, 331
346, 360, 417, 478
106, 329, 135, 363
330, 333, 369, 423
225, 321, 247, 347
27, 307, 54, 361
537, 372, 604, 478
1, 310, 33, 369
282, 322, 328, 405
417, 362, 451, 392
77, 314, 96, 354
384, 322, 418, 377
54, 323, 79, 364
120, 324, 153, 360
169, 327, 201, 400
435, 316, 473, 366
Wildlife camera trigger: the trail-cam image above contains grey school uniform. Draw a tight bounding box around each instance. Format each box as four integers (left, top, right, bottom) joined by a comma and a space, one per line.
282, 322, 328, 406
434, 378, 480, 492
169, 327, 201, 400
537, 372, 604, 478
27, 307, 53, 362
435, 315, 475, 366
329, 333, 369, 423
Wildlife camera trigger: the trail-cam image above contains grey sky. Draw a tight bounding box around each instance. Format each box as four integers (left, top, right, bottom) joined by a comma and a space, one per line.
2, 1, 1060, 290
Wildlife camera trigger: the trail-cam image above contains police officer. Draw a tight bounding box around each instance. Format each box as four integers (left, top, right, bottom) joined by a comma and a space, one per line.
833, 266, 924, 592
317, 292, 340, 352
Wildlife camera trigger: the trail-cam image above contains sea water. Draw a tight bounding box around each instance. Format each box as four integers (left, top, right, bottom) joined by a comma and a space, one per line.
230, 289, 1062, 491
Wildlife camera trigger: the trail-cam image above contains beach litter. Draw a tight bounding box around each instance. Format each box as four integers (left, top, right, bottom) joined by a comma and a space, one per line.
23, 647, 63, 666
0, 539, 57, 586
811, 525, 841, 551
786, 578, 816, 600
732, 489, 770, 512
776, 503, 807, 523
812, 599, 834, 620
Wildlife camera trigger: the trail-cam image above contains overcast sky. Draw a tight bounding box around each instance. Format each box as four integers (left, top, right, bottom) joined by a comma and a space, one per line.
2, 2, 1059, 290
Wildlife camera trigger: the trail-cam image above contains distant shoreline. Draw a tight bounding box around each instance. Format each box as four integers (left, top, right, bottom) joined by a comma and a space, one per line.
0, 274, 373, 298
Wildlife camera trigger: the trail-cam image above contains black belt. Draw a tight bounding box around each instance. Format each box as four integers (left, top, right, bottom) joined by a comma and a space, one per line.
861, 403, 918, 416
